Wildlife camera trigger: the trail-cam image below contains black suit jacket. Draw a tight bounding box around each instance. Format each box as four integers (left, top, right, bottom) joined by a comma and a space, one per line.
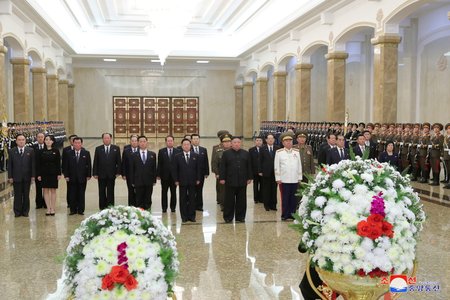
353, 145, 365, 158
62, 145, 85, 175
317, 143, 331, 166
63, 149, 92, 183
248, 146, 261, 175
8, 146, 35, 181
93, 144, 122, 178
326, 147, 349, 165
193, 146, 209, 177
157, 147, 180, 181
171, 151, 201, 186
129, 150, 157, 187
258, 145, 280, 177
121, 147, 138, 179
219, 149, 253, 187
365, 142, 377, 159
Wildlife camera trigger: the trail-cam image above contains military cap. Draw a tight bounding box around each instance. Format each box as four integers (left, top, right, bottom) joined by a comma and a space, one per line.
432, 123, 443, 131
414, 123, 421, 129
422, 122, 430, 129
358, 122, 365, 127
366, 123, 374, 129
217, 130, 230, 138
374, 123, 381, 127
280, 132, 294, 142
405, 123, 412, 128
220, 133, 232, 142
445, 123, 450, 130
389, 123, 395, 128
295, 130, 308, 139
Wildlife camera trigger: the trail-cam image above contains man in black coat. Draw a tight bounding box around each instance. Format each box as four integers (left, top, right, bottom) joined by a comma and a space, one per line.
121, 135, 139, 206
326, 134, 350, 165
191, 134, 209, 211
249, 136, 263, 204
219, 136, 253, 223
157, 135, 180, 213
172, 138, 201, 222
8, 134, 35, 217
93, 133, 121, 210
129, 136, 156, 210
317, 133, 337, 166
353, 134, 367, 158
363, 130, 377, 159
63, 137, 91, 215
32, 132, 46, 209
62, 134, 78, 207
258, 133, 279, 211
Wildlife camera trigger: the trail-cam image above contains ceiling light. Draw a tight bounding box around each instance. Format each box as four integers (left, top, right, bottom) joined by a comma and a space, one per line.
444, 52, 450, 57
196, 60, 209, 64
103, 58, 116, 62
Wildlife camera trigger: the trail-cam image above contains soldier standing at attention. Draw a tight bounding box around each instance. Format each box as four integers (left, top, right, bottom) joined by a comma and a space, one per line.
443, 124, 450, 189
417, 123, 431, 183
274, 132, 302, 221
211, 133, 232, 211
293, 131, 315, 182
410, 124, 421, 181
429, 123, 444, 186
211, 130, 229, 204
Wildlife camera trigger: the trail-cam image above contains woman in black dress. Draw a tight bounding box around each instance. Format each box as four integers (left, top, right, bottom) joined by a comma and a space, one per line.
378, 141, 400, 169
36, 135, 61, 215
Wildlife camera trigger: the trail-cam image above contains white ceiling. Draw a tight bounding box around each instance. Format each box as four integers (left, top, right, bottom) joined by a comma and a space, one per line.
25, 0, 325, 59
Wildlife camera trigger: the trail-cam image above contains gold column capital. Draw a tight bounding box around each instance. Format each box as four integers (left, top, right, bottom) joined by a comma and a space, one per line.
371, 34, 402, 46
243, 81, 254, 87
31, 67, 47, 74
256, 77, 268, 82
58, 79, 69, 85
273, 71, 287, 77
234, 84, 243, 90
325, 52, 349, 60
68, 83, 75, 88
295, 63, 313, 70
10, 58, 30, 65
46, 74, 59, 80
0, 45, 7, 54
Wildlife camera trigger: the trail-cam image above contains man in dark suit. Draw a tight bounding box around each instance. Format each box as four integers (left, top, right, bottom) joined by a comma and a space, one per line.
93, 133, 122, 210
171, 138, 201, 222
63, 137, 91, 215
327, 134, 350, 165
249, 136, 263, 203
353, 134, 367, 158
219, 136, 253, 223
8, 134, 35, 217
62, 134, 78, 207
317, 133, 337, 166
32, 132, 46, 209
121, 135, 139, 206
157, 135, 180, 213
258, 133, 279, 211
363, 130, 377, 159
191, 134, 209, 211
129, 136, 156, 210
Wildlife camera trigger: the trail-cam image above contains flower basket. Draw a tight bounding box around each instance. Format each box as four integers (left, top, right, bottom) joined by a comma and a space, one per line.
49, 206, 179, 300
294, 158, 425, 299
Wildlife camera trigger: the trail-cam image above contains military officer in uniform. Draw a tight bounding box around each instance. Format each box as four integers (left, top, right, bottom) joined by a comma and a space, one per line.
211, 130, 229, 204
410, 124, 421, 181
443, 123, 450, 189
399, 124, 412, 172
274, 132, 302, 221
294, 130, 315, 182
429, 123, 444, 186
211, 133, 232, 211
417, 123, 431, 183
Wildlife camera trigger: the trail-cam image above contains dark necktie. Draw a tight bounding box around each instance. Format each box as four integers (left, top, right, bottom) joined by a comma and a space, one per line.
141, 151, 146, 163
168, 148, 172, 159
340, 148, 344, 159
76, 151, 79, 162
185, 153, 189, 164
20, 149, 23, 156
106, 146, 109, 156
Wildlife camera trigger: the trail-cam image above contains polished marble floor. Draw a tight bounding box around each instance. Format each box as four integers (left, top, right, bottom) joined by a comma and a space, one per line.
0, 139, 448, 300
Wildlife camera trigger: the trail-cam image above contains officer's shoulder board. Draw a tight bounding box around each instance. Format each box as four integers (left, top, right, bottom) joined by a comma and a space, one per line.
292, 148, 300, 152
276, 148, 284, 153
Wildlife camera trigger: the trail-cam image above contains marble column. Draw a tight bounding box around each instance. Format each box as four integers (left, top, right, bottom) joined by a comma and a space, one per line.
273, 71, 286, 120
58, 80, 69, 128
68, 84, 75, 134
295, 63, 313, 121
325, 52, 348, 122
371, 34, 402, 123
46, 74, 59, 120
10, 58, 30, 122
0, 46, 7, 116
256, 77, 268, 127
234, 85, 243, 136
242, 82, 253, 138
31, 67, 47, 121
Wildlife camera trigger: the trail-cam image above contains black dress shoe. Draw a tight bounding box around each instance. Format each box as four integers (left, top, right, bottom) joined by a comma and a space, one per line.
182, 219, 188, 223
78, 212, 84, 215
51, 213, 55, 216
69, 212, 76, 215
440, 180, 448, 183
22, 214, 29, 217
429, 182, 439, 186
270, 208, 278, 211
15, 214, 21, 218
419, 178, 427, 183
189, 219, 196, 222
281, 217, 288, 221
444, 184, 450, 189
196, 208, 203, 211
224, 219, 232, 223
236, 219, 245, 223
171, 210, 176, 213
162, 210, 167, 213
36, 206, 43, 209
46, 213, 52, 216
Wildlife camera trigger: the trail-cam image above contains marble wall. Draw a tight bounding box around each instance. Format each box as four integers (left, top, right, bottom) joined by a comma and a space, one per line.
73, 68, 236, 137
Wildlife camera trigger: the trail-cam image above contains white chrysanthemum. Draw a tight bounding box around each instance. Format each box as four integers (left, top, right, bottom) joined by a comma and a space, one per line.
360, 173, 374, 183
332, 179, 345, 190
314, 196, 327, 208
310, 210, 323, 222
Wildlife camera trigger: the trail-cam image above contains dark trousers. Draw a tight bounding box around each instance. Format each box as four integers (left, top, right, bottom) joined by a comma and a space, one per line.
0, 150, 4, 170
69, 180, 86, 214
35, 179, 45, 208
66, 181, 71, 207
430, 157, 441, 183
443, 159, 450, 182
179, 185, 196, 221
13, 180, 31, 216
400, 154, 410, 173
418, 156, 430, 179
161, 179, 177, 211
217, 179, 226, 208
262, 175, 277, 210
195, 179, 204, 210
252, 174, 262, 203
281, 183, 298, 219
223, 185, 247, 222
98, 177, 116, 209
126, 180, 136, 207
135, 185, 153, 210
215, 177, 220, 203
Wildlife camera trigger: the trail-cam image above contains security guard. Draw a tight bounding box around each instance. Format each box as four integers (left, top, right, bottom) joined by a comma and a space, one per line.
211, 133, 232, 211
294, 130, 315, 182
429, 123, 444, 186
443, 123, 450, 189
274, 132, 302, 221
417, 123, 431, 183
211, 130, 229, 204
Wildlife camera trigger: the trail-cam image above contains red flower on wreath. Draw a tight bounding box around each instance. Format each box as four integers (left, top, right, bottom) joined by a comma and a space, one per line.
357, 195, 394, 240
101, 242, 138, 291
